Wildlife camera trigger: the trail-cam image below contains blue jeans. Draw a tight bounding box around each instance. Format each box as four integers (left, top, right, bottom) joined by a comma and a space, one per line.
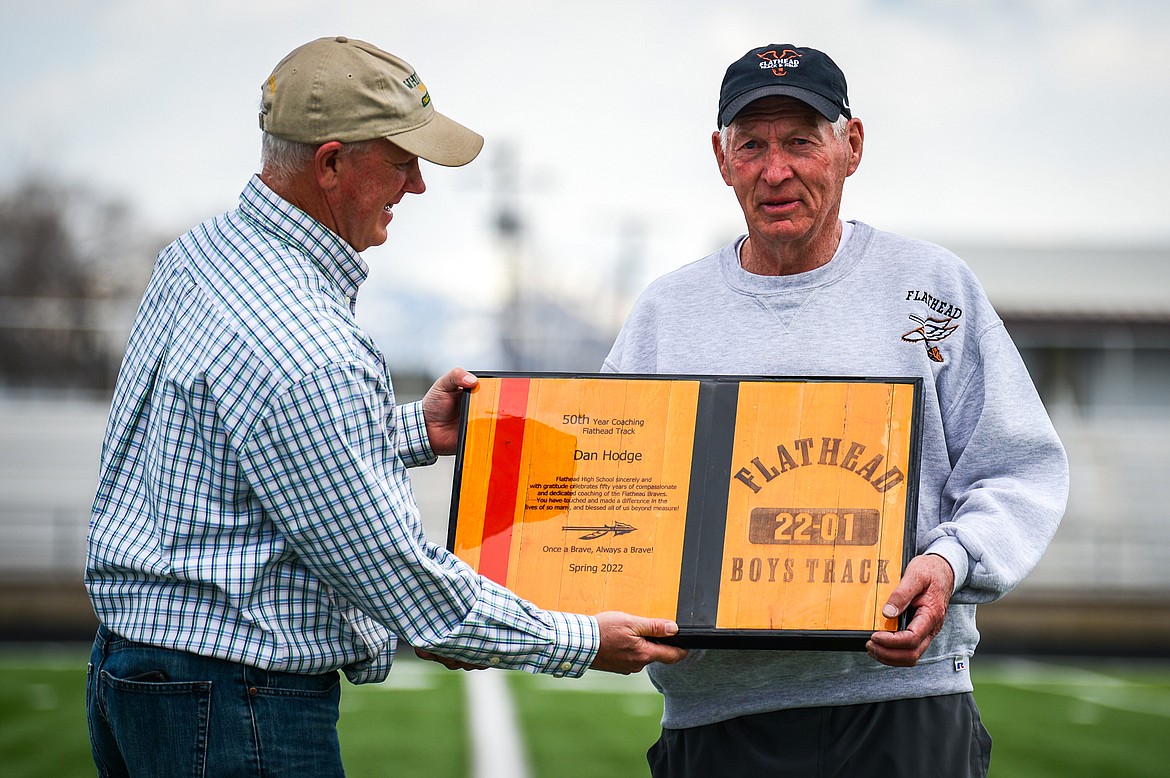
87, 624, 345, 777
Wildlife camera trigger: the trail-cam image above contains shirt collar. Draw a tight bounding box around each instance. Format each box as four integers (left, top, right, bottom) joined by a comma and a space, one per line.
237, 175, 369, 303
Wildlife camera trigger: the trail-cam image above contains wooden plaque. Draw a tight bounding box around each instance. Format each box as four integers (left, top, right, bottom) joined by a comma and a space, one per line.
447, 373, 922, 649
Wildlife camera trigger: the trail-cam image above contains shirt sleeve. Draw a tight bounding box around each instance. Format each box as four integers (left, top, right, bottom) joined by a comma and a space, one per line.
237, 360, 599, 677
394, 400, 437, 468
922, 321, 1069, 603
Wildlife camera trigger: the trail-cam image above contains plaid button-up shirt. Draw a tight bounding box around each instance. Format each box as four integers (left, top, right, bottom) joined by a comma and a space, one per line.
86, 176, 597, 682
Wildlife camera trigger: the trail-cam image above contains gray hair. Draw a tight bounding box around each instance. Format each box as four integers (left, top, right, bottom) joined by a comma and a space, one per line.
718, 112, 850, 154
260, 133, 378, 185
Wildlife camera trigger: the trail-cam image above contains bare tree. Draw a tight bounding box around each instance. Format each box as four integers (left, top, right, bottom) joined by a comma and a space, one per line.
0, 176, 160, 392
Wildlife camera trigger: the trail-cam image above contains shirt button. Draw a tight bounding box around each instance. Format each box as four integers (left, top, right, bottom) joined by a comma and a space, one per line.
560, 662, 572, 671
488, 657, 500, 666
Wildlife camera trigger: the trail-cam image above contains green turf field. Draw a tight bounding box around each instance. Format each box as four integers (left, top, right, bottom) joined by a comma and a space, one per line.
2, 647, 1167, 777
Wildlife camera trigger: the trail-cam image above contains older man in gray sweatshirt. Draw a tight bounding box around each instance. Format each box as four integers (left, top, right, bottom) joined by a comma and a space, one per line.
603, 43, 1068, 778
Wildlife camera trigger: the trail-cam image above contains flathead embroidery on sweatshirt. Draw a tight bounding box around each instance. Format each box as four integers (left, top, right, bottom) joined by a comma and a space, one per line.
902, 290, 962, 363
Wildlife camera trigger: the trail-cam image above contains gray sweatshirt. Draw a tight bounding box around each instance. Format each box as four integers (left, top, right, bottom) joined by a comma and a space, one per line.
602, 221, 1068, 728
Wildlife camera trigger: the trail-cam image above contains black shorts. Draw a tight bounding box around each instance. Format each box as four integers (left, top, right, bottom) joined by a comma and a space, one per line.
647, 693, 991, 778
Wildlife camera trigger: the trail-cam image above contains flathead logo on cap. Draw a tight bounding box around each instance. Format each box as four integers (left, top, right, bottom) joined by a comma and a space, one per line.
402, 71, 431, 108
757, 49, 802, 77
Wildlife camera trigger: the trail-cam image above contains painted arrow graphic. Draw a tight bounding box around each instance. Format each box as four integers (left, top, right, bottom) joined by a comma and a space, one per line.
560, 522, 638, 540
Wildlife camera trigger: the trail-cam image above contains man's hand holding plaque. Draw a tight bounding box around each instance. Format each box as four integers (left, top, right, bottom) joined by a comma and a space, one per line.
866, 553, 956, 667
590, 613, 687, 674
414, 613, 687, 674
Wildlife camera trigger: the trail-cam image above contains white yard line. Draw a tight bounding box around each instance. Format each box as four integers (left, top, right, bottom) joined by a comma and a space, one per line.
526, 669, 656, 694
981, 657, 1170, 718
466, 669, 530, 778
371, 658, 440, 691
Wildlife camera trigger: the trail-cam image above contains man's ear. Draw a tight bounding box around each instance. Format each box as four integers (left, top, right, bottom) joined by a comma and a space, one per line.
711, 131, 733, 186
845, 119, 864, 177
313, 141, 346, 189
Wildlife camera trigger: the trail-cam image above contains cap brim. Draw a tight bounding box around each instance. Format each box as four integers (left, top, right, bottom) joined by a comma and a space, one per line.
388, 111, 484, 167
720, 85, 843, 127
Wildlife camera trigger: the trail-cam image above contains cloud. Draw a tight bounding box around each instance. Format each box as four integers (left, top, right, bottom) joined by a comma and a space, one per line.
2, 0, 1167, 317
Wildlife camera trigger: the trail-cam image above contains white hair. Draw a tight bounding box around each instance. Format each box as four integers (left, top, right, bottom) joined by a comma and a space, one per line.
719, 112, 850, 153
259, 133, 378, 185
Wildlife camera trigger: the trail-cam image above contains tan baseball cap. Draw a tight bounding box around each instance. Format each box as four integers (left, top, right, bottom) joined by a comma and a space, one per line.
259, 36, 484, 167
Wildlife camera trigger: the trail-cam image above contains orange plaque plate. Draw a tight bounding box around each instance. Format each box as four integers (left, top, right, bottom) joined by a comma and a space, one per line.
448, 374, 922, 649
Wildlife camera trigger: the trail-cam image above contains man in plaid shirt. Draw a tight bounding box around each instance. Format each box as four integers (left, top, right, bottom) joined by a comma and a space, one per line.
84, 37, 685, 777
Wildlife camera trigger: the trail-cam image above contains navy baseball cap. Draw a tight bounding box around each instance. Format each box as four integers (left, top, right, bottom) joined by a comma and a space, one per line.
717, 44, 851, 128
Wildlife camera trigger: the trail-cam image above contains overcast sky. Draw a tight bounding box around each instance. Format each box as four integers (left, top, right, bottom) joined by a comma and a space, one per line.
3, 0, 1168, 365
